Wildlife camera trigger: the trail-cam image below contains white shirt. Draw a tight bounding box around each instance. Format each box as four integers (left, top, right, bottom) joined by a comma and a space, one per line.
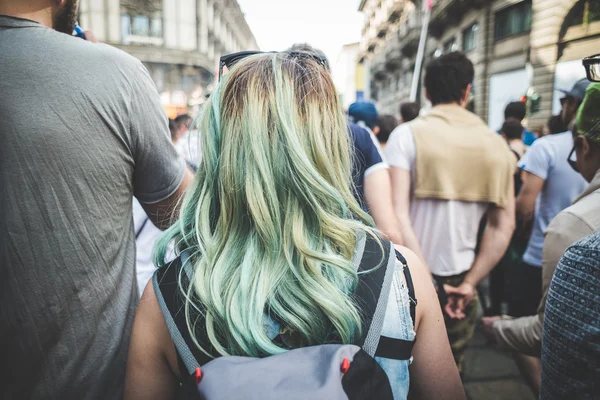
133, 198, 163, 296
385, 124, 490, 276
174, 129, 202, 167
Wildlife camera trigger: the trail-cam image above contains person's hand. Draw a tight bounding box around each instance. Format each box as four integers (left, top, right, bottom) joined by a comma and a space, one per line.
482, 316, 501, 344
443, 282, 476, 319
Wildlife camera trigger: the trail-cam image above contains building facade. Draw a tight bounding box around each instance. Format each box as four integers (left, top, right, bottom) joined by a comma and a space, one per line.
359, 0, 599, 130
333, 42, 363, 110
78, 0, 258, 117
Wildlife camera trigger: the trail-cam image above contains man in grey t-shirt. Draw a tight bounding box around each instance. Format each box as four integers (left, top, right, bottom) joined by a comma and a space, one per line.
0, 1, 193, 398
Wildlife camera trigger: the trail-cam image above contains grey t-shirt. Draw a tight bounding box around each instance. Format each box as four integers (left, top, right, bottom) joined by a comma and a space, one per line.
0, 16, 186, 399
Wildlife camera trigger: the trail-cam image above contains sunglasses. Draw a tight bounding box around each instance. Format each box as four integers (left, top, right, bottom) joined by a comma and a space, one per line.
218, 50, 329, 81
583, 54, 600, 83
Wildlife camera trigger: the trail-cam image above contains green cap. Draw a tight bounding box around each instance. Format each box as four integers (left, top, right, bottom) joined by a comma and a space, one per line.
575, 82, 600, 142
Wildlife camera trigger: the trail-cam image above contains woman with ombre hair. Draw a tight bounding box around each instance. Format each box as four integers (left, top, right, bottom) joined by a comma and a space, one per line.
125, 51, 463, 400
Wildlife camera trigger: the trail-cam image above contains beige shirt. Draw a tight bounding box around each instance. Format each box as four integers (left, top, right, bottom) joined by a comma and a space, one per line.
492, 169, 600, 356
410, 104, 515, 208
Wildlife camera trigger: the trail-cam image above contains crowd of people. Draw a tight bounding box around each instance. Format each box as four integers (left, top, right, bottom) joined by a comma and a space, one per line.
1, 1, 599, 399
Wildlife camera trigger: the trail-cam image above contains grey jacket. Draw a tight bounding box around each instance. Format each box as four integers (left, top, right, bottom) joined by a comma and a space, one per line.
492, 169, 600, 357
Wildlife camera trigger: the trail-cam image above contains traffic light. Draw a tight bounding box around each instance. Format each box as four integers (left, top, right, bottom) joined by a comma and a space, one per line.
521, 89, 541, 116
529, 92, 541, 114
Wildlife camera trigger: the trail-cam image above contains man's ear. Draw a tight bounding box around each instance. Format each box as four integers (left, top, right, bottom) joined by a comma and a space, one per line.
581, 136, 592, 157
373, 126, 380, 135
461, 83, 473, 107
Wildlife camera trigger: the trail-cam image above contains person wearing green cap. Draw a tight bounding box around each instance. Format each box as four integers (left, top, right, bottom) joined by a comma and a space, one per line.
482, 83, 600, 396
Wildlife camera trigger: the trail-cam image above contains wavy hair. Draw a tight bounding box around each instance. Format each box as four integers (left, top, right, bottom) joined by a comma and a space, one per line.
155, 52, 377, 357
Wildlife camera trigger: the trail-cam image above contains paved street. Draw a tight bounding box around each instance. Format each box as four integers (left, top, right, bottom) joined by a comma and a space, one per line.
462, 328, 536, 400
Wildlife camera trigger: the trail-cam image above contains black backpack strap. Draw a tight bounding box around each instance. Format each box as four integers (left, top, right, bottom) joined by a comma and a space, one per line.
353, 232, 417, 361
372, 250, 417, 360
353, 233, 395, 357
153, 252, 215, 375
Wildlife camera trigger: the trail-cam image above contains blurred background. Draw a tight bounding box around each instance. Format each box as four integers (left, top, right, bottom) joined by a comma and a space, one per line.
76, 0, 599, 133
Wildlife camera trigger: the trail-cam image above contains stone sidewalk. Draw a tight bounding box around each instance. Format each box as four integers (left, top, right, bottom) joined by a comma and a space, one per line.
461, 328, 536, 400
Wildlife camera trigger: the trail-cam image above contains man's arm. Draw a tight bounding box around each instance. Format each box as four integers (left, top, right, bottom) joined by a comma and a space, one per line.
389, 167, 426, 262
466, 189, 515, 287
445, 180, 515, 316
516, 170, 544, 224
141, 168, 194, 230
363, 169, 403, 245
129, 59, 193, 230
515, 138, 551, 227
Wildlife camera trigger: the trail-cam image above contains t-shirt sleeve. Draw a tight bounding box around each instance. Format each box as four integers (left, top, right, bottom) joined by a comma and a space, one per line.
350, 124, 388, 178
363, 137, 388, 177
517, 139, 553, 180
384, 124, 415, 171
129, 62, 186, 204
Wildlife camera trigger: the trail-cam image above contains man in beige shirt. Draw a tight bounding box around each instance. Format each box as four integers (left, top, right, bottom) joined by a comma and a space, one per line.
483, 82, 600, 394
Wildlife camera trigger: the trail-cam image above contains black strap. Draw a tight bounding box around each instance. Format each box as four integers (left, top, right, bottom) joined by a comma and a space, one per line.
353, 234, 392, 348
353, 237, 417, 360
369, 249, 417, 360
154, 260, 216, 368
375, 336, 415, 360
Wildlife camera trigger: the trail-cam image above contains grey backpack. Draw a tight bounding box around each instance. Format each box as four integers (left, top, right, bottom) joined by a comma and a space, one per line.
153, 234, 416, 399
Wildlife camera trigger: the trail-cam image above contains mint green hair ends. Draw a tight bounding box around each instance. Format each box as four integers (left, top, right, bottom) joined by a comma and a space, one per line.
155, 53, 377, 357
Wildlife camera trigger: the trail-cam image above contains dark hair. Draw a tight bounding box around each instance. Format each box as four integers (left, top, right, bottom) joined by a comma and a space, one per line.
424, 52, 474, 106
504, 101, 526, 121
169, 118, 178, 140
175, 113, 192, 126
376, 115, 398, 144
400, 102, 420, 122
501, 118, 524, 140
547, 115, 568, 135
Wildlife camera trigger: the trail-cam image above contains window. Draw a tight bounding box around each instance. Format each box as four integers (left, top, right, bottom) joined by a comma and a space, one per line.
120, 13, 131, 42
120, 1, 163, 44
463, 23, 479, 52
443, 37, 458, 54
132, 15, 149, 36
150, 15, 162, 37
494, 0, 532, 41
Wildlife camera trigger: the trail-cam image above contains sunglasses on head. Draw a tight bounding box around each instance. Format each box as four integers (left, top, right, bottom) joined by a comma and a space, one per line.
218, 50, 329, 81
583, 54, 600, 83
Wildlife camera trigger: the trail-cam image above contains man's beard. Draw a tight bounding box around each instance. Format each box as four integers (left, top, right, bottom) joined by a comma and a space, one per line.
53, 0, 78, 34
